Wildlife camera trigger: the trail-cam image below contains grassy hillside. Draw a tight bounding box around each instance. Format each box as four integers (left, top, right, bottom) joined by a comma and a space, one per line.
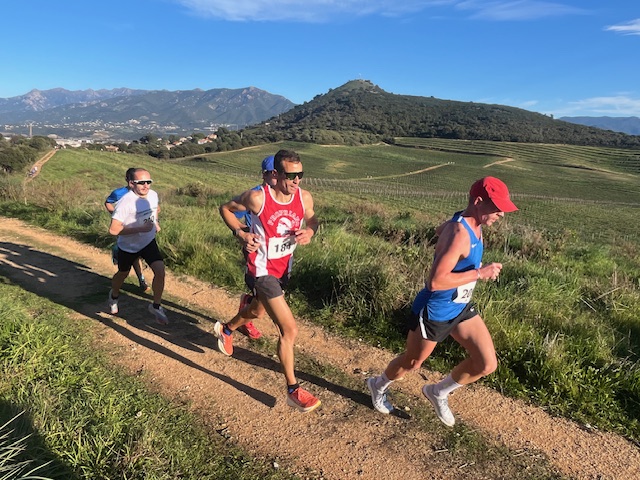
243, 80, 640, 148
2, 142, 640, 444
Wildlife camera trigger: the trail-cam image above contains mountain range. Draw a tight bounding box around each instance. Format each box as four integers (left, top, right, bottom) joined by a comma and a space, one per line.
1, 82, 640, 145
0, 87, 295, 140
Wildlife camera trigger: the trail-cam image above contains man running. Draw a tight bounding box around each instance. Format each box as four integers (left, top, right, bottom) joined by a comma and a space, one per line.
107, 168, 168, 325
218, 149, 321, 413
105, 167, 149, 292
367, 176, 517, 426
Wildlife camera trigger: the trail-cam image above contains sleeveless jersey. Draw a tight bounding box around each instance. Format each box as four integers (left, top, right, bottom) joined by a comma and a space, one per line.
246, 185, 305, 279
412, 212, 484, 321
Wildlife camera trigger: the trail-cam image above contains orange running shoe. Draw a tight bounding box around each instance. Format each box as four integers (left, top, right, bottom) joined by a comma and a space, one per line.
236, 294, 262, 339
213, 321, 233, 356
287, 387, 321, 413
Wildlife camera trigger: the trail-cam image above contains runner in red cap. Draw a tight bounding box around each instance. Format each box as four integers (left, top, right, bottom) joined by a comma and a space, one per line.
368, 176, 517, 426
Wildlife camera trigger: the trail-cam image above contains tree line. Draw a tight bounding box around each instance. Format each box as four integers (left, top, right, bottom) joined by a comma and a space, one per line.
0, 135, 57, 174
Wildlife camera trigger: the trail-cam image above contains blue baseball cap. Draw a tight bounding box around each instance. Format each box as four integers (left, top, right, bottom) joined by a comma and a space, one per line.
261, 155, 275, 173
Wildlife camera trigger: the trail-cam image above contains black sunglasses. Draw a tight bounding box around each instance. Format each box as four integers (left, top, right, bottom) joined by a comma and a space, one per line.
132, 179, 153, 185
281, 171, 304, 180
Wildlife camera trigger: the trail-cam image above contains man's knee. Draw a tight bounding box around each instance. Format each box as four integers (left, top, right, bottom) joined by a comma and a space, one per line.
279, 321, 298, 341
477, 355, 498, 377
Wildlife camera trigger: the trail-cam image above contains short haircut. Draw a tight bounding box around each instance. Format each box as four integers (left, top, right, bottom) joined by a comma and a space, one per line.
125, 168, 137, 182
130, 168, 149, 180
274, 149, 300, 173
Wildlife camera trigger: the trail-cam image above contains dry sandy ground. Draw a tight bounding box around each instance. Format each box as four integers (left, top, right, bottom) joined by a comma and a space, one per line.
1, 216, 639, 480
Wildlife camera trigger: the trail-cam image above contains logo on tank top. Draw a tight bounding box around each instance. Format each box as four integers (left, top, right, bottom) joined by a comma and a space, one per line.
267, 210, 301, 235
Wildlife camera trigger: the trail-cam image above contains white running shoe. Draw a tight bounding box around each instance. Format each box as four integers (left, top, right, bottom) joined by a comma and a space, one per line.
367, 377, 394, 414
422, 384, 455, 427
148, 304, 169, 325
107, 289, 118, 315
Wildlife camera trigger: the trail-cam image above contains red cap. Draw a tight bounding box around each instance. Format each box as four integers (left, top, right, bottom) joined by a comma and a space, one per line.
469, 177, 518, 212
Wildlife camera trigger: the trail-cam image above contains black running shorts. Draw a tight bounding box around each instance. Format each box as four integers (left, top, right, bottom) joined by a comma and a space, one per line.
408, 303, 479, 342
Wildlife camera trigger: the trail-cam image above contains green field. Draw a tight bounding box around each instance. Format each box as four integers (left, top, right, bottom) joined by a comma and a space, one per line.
2, 139, 640, 463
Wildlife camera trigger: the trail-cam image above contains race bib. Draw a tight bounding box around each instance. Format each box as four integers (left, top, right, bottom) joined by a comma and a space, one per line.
267, 235, 297, 259
453, 280, 477, 304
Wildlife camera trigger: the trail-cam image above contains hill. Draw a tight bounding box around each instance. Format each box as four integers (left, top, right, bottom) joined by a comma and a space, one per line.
560, 115, 640, 135
0, 87, 295, 141
244, 79, 640, 148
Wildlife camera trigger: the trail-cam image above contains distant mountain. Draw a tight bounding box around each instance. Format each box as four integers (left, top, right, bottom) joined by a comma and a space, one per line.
559, 116, 640, 136
0, 88, 147, 114
245, 80, 640, 148
0, 87, 295, 140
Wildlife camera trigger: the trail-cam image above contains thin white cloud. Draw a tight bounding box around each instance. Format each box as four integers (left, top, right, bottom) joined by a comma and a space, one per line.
519, 100, 539, 108
456, 1, 587, 21
558, 96, 640, 117
173, 0, 453, 22
173, 0, 588, 23
605, 18, 640, 36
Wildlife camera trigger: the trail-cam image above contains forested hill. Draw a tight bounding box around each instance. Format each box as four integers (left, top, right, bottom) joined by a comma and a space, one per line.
245, 80, 640, 148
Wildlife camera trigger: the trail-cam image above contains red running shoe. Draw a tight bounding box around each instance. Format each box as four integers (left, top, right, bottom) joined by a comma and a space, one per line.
287, 387, 321, 413
236, 294, 262, 339
238, 321, 262, 339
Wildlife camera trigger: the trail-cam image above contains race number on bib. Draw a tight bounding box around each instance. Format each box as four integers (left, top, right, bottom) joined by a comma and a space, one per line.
453, 280, 477, 304
267, 235, 297, 259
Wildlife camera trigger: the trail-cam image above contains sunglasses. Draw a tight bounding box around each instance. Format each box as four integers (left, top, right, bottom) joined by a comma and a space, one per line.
281, 171, 304, 180
132, 179, 153, 185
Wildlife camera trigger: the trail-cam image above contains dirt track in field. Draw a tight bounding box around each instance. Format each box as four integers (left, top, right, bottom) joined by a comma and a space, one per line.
1, 216, 639, 480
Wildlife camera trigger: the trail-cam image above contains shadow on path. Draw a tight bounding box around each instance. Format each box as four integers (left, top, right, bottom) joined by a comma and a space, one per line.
0, 241, 276, 407
0, 240, 380, 412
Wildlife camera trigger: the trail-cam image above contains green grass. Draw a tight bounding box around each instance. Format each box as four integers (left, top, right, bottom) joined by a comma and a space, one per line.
1, 141, 640, 445
0, 284, 296, 480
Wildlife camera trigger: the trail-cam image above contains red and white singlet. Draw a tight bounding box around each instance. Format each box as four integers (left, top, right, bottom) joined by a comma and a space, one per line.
247, 184, 305, 279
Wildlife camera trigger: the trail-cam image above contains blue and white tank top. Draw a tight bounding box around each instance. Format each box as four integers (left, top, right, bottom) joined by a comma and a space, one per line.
412, 212, 484, 322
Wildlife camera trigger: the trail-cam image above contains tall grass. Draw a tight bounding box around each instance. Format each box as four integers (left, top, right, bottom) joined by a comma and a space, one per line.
0, 411, 54, 480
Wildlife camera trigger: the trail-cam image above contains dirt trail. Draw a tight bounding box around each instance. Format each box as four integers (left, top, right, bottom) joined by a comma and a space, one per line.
484, 158, 515, 168
1, 216, 639, 480
25, 149, 56, 181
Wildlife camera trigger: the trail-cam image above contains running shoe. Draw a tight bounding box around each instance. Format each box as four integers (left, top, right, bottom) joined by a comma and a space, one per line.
213, 321, 233, 356
148, 304, 169, 325
238, 321, 262, 339
367, 377, 394, 414
236, 294, 262, 339
422, 384, 455, 427
139, 278, 150, 293
287, 387, 321, 413
107, 289, 118, 315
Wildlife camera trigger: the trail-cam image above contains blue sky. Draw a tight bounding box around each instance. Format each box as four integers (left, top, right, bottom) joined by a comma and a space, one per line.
1, 0, 639, 117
